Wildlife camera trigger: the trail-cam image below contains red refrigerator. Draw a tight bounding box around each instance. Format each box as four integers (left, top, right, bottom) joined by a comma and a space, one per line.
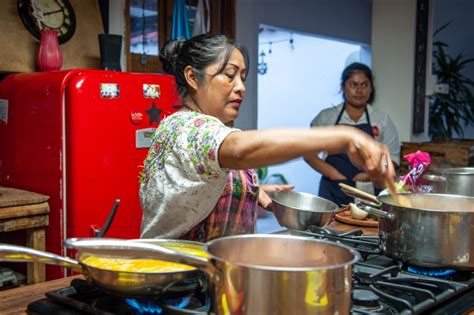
0, 69, 179, 279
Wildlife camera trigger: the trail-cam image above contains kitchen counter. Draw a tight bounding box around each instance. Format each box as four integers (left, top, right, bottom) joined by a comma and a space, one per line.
0, 275, 83, 314
0, 221, 376, 314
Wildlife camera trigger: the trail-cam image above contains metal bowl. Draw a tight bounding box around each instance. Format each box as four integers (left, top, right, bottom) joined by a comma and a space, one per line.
268, 191, 339, 231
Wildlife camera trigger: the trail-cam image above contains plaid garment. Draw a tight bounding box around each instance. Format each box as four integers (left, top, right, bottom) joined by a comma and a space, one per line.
181, 169, 259, 242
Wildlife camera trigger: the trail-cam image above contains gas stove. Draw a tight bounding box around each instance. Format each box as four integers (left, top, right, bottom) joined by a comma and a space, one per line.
26, 228, 474, 314
288, 227, 474, 314
27, 278, 210, 314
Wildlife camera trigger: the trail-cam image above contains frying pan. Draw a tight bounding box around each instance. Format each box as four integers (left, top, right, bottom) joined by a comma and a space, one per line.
0, 239, 207, 297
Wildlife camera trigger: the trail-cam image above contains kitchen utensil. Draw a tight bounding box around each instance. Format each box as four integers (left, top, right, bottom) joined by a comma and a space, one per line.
0, 239, 206, 297
353, 142, 412, 207
268, 190, 339, 230
66, 235, 360, 315
339, 184, 474, 269
94, 199, 120, 238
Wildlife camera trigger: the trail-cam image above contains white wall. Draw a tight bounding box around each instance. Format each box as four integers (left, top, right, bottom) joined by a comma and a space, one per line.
235, 0, 373, 130
109, 1, 127, 71
371, 0, 420, 142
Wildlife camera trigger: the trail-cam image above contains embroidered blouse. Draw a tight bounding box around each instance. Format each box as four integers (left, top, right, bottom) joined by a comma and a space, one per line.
140, 111, 259, 241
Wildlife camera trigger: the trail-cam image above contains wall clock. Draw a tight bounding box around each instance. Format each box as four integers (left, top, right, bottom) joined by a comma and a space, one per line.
18, 0, 77, 44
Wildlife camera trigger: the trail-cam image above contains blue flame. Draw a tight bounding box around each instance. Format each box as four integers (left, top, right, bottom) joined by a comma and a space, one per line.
126, 299, 163, 314
164, 296, 191, 308
407, 266, 456, 277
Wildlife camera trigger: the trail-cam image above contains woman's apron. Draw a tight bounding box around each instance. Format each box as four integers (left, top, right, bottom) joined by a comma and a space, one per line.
319, 105, 378, 206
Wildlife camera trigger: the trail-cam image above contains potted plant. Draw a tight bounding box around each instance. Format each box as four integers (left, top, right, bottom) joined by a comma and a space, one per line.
429, 23, 474, 140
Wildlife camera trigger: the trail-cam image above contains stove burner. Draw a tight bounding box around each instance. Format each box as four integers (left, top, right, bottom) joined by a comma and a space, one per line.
352, 288, 380, 307
27, 279, 210, 315
406, 265, 456, 277
126, 296, 201, 314
126, 298, 163, 314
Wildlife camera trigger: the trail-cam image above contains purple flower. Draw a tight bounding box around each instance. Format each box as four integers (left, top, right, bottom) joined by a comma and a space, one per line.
194, 119, 204, 127
196, 164, 205, 174
208, 148, 216, 160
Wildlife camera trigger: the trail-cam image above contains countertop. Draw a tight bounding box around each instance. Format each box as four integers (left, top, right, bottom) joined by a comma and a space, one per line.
0, 219, 377, 314
0, 275, 84, 314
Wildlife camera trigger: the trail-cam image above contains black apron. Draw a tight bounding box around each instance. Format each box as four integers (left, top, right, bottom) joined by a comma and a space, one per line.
318, 105, 379, 206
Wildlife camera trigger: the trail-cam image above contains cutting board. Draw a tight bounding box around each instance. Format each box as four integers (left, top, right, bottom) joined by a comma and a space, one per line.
335, 209, 378, 228
0, 186, 49, 208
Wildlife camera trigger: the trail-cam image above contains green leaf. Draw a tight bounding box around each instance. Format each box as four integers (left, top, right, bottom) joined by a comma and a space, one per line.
256, 167, 268, 181
430, 22, 474, 140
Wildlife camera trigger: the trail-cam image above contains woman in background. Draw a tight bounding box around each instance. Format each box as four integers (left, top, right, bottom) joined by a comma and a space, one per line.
140, 36, 395, 242
304, 62, 400, 206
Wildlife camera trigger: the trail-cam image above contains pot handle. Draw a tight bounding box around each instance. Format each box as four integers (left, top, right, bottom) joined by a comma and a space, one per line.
64, 238, 219, 278
339, 183, 381, 207
0, 243, 82, 271
359, 204, 393, 220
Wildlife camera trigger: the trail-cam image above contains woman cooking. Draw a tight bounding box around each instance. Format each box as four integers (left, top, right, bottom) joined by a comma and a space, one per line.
140, 35, 395, 242
304, 62, 400, 206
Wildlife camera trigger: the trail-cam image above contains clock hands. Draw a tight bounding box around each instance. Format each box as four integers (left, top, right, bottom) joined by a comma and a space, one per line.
43, 9, 65, 16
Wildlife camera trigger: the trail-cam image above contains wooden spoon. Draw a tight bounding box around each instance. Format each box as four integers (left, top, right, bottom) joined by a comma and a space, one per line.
354, 142, 412, 208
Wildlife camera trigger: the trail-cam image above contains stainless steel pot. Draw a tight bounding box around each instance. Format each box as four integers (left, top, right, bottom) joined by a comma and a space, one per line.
341, 185, 474, 269
430, 167, 474, 197
67, 235, 360, 315
268, 191, 339, 231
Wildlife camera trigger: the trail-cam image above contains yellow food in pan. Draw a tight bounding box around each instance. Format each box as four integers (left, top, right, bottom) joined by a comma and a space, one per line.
81, 243, 209, 273
82, 256, 195, 273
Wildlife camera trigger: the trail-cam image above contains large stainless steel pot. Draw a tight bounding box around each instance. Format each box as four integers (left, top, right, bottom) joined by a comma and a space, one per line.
67, 235, 360, 315
430, 167, 474, 197
341, 185, 474, 269
0, 239, 206, 297
268, 191, 340, 230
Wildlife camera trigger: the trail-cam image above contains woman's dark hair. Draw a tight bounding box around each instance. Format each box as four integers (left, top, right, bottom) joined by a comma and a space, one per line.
159, 34, 249, 99
341, 62, 375, 104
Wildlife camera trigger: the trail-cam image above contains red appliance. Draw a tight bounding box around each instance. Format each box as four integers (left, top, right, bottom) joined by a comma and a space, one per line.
0, 69, 179, 279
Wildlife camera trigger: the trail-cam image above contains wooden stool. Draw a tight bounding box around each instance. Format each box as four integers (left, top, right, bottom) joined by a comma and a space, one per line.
0, 186, 49, 284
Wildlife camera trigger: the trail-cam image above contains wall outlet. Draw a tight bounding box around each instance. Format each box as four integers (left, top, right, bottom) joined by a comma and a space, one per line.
433, 83, 449, 94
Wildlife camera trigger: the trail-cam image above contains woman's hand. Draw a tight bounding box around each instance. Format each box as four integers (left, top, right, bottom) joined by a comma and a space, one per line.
352, 172, 370, 182
258, 184, 295, 208
346, 131, 395, 189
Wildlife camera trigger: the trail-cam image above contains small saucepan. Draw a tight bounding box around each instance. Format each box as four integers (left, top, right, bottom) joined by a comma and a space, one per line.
66, 235, 360, 315
268, 191, 340, 231
0, 239, 207, 297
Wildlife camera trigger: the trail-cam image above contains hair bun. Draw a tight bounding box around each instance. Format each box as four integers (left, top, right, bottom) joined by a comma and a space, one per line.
159, 39, 185, 75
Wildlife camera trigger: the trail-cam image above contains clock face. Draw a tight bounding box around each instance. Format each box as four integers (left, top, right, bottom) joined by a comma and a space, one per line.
18, 0, 77, 44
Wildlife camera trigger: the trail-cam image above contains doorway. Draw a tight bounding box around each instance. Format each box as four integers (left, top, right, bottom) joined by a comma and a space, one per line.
257, 24, 371, 196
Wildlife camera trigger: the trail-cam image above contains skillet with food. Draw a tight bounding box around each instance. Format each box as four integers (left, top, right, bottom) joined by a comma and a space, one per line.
0, 239, 208, 297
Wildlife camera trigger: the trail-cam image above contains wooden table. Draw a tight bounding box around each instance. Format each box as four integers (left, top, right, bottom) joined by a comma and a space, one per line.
0, 186, 50, 284
0, 275, 83, 314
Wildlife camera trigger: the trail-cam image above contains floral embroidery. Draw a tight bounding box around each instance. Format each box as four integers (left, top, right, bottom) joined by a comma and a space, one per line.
140, 111, 233, 182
